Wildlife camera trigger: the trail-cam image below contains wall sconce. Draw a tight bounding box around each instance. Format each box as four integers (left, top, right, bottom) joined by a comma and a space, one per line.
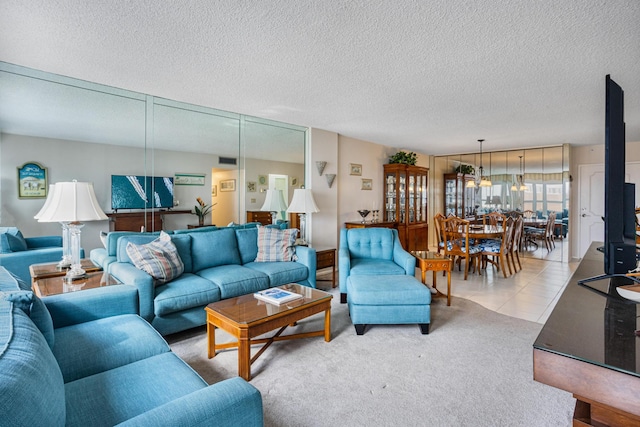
326, 174, 336, 188
316, 161, 327, 176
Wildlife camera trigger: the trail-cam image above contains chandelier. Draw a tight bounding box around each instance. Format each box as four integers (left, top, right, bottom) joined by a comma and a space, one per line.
466, 139, 492, 188
511, 154, 527, 191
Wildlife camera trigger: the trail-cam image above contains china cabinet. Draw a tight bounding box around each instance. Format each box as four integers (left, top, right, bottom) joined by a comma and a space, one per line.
382, 164, 429, 251
443, 173, 476, 219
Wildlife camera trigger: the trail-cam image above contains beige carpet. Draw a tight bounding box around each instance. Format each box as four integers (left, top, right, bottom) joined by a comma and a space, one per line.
167, 284, 574, 427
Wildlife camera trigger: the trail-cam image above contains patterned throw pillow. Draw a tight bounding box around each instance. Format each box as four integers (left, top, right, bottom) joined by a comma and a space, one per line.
126, 231, 184, 285
254, 226, 298, 262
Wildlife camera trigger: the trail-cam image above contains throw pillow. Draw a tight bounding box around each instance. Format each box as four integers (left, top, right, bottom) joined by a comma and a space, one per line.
0, 227, 28, 253
126, 231, 184, 285
254, 225, 298, 262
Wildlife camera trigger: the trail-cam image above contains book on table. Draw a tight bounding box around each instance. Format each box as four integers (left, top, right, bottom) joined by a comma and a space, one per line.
254, 288, 303, 305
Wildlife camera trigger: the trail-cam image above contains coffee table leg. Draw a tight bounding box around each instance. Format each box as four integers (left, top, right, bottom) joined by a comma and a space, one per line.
207, 321, 216, 359
324, 307, 331, 342
238, 337, 251, 381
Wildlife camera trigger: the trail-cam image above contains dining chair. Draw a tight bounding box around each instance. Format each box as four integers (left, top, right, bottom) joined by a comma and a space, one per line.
527, 212, 556, 251
433, 213, 446, 254
480, 216, 513, 278
506, 216, 524, 274
440, 216, 481, 280
483, 212, 506, 229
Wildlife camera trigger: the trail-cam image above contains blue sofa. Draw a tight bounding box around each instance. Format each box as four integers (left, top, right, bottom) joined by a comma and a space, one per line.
108, 226, 316, 335
0, 226, 84, 284
0, 267, 263, 427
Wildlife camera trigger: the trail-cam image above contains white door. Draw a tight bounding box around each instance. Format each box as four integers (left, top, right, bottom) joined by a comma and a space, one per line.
578, 162, 640, 258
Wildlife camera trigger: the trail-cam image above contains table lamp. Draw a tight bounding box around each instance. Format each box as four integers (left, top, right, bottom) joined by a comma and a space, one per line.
37, 180, 108, 278
260, 189, 288, 224
34, 184, 72, 268
286, 188, 319, 245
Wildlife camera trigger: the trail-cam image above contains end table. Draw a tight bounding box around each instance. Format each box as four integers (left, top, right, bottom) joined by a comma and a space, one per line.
411, 251, 453, 306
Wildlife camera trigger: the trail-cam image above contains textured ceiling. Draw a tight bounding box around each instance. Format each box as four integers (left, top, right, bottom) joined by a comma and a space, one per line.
0, 0, 639, 155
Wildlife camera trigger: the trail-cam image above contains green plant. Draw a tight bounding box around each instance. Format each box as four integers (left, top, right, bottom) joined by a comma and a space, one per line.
455, 164, 475, 175
388, 151, 417, 165
193, 197, 216, 222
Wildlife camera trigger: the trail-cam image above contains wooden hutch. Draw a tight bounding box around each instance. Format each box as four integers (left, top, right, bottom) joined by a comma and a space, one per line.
443, 173, 477, 219
382, 164, 429, 251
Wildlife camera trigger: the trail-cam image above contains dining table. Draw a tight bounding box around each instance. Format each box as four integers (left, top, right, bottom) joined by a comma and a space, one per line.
464, 224, 504, 239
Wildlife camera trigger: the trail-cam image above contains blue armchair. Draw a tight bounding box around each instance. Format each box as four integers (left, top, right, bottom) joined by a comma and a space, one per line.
338, 227, 415, 303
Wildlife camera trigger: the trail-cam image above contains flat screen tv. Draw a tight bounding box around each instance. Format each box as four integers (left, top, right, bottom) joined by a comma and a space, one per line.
111, 175, 174, 211
604, 75, 636, 275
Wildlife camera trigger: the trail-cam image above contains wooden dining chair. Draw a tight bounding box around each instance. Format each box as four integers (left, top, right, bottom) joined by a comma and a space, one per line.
433, 213, 446, 254
483, 212, 506, 229
506, 216, 524, 274
440, 216, 482, 280
480, 217, 513, 278
527, 212, 556, 251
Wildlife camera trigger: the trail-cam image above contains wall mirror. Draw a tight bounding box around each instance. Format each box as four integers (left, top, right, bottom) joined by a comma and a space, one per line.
435, 145, 570, 263
0, 62, 307, 251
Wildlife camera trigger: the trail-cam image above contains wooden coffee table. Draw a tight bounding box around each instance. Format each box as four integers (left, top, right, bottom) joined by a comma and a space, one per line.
32, 270, 120, 297
29, 259, 102, 284
205, 284, 332, 381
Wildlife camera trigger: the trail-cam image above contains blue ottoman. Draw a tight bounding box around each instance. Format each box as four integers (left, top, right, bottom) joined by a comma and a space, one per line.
347, 274, 431, 335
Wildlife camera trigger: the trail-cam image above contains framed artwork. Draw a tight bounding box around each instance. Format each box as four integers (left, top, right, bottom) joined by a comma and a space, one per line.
247, 181, 257, 192
258, 175, 267, 185
350, 163, 362, 176
361, 178, 373, 190
17, 162, 47, 199
259, 186, 267, 193
175, 173, 205, 186
220, 179, 236, 192
212, 185, 217, 197
289, 176, 298, 187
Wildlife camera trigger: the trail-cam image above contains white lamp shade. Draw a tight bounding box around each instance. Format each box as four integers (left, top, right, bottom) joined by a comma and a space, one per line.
34, 184, 56, 220
260, 189, 288, 212
37, 181, 108, 222
286, 189, 319, 214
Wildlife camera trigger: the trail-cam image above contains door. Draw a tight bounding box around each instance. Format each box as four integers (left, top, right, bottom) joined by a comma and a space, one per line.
578, 162, 640, 258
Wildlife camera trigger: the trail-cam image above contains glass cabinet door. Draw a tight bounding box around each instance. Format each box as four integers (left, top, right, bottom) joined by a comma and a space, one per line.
385, 170, 397, 222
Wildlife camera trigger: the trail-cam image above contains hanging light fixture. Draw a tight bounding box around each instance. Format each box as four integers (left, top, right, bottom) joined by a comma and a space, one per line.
467, 139, 492, 188
518, 154, 527, 191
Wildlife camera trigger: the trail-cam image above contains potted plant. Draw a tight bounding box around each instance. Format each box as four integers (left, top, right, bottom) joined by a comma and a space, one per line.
193, 197, 216, 226
388, 151, 417, 165
455, 164, 475, 175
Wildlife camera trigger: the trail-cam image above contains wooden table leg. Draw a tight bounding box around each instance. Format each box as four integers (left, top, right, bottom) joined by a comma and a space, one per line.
324, 307, 332, 342
207, 321, 216, 359
446, 268, 452, 306
238, 337, 251, 381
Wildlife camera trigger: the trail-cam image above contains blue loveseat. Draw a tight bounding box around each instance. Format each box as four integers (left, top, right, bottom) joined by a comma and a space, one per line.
0, 226, 85, 284
0, 267, 263, 426
108, 226, 316, 335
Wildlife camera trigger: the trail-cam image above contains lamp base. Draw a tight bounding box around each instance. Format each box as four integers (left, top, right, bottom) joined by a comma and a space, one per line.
65, 267, 87, 280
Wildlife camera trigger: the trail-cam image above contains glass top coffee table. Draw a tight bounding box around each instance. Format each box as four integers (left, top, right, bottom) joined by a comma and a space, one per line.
205, 283, 332, 381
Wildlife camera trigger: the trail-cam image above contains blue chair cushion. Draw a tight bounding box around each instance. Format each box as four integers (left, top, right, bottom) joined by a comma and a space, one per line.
346, 228, 395, 260
154, 273, 221, 317
347, 275, 431, 305
53, 314, 170, 383
349, 258, 405, 276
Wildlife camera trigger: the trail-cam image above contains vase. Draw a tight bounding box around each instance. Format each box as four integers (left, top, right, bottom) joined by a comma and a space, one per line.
198, 217, 204, 226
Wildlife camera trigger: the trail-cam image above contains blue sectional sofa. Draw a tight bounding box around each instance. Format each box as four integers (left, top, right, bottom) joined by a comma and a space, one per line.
0, 267, 263, 427
108, 226, 316, 335
0, 226, 84, 284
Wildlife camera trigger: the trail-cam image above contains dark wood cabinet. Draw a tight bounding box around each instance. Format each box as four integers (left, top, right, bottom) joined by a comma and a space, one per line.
246, 211, 272, 225
382, 164, 429, 251
106, 210, 191, 232
443, 173, 476, 219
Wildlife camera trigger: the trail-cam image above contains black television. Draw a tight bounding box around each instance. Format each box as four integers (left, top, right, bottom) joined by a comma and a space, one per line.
603, 75, 636, 276
111, 175, 174, 211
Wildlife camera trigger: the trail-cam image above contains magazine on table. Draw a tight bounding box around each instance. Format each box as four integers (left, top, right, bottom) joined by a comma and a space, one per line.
254, 288, 302, 305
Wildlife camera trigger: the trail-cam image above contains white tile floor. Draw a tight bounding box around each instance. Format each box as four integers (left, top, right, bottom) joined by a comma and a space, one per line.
440, 241, 577, 324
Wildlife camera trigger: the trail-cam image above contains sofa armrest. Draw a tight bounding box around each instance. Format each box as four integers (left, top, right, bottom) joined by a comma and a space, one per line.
109, 262, 155, 322
45, 284, 139, 328
115, 377, 263, 427
338, 247, 351, 294
25, 236, 62, 249
295, 246, 316, 288
392, 244, 416, 275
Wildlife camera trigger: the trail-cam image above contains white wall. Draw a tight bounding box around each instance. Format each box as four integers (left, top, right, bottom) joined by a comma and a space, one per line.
309, 128, 339, 249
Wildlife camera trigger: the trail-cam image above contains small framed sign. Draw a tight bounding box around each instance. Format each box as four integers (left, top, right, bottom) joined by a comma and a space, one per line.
220, 179, 236, 192
17, 162, 47, 199
175, 173, 205, 186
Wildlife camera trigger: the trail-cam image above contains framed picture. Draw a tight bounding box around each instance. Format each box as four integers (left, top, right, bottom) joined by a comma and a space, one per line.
247, 181, 257, 192
175, 173, 205, 186
350, 163, 362, 176
289, 176, 298, 187
17, 162, 47, 198
212, 185, 217, 197
220, 179, 236, 192
259, 186, 267, 193
258, 175, 267, 185
361, 178, 373, 190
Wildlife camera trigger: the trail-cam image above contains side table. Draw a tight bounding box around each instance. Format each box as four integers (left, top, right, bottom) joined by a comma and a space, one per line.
411, 251, 453, 306
29, 259, 102, 284
32, 270, 120, 297
315, 248, 336, 288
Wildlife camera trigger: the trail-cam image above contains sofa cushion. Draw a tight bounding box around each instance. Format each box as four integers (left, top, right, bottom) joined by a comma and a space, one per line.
64, 352, 207, 427
349, 258, 406, 276
255, 226, 297, 262
347, 275, 432, 305
346, 228, 395, 260
236, 227, 259, 264
198, 265, 269, 299
126, 231, 184, 285
190, 228, 241, 271
154, 273, 221, 317
245, 261, 308, 287
53, 314, 170, 383
0, 301, 66, 427
0, 227, 28, 253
